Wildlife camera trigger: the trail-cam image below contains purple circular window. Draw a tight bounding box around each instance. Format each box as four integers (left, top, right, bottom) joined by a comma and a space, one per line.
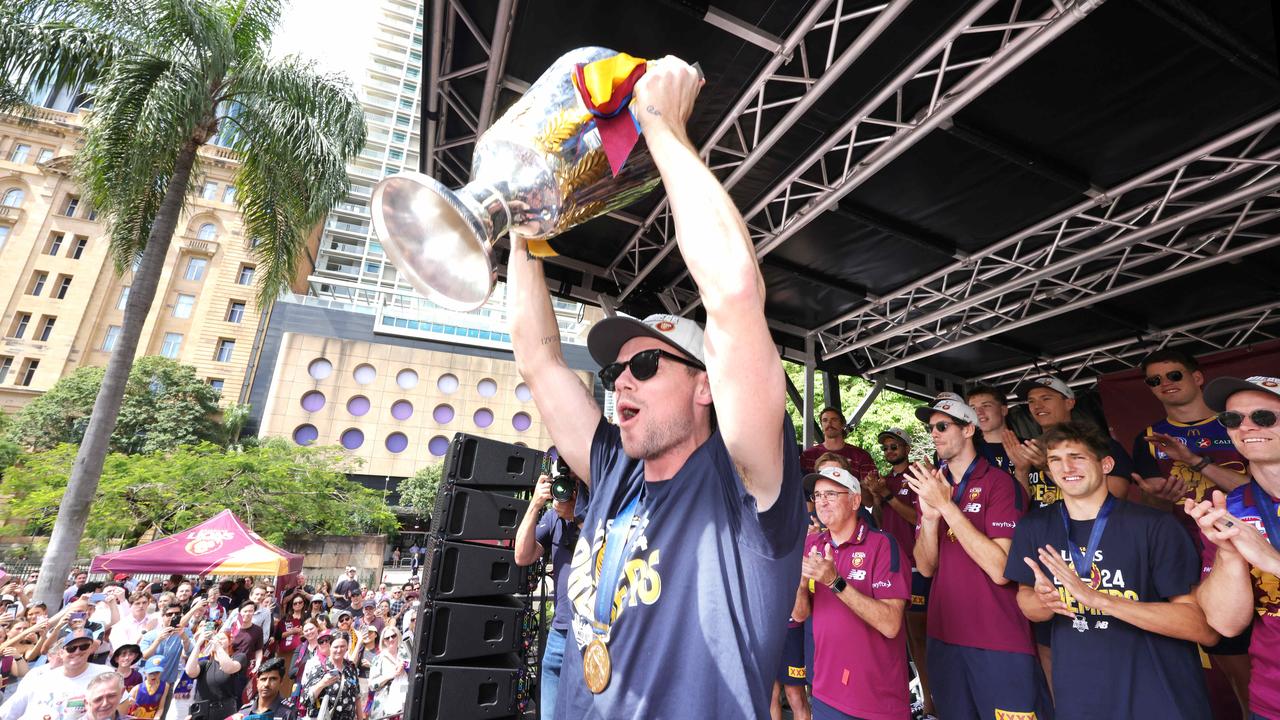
391, 400, 414, 420
340, 428, 364, 450
515, 383, 532, 402
437, 373, 459, 394
292, 424, 319, 446
346, 395, 370, 417
433, 404, 454, 424
385, 432, 408, 453
477, 378, 497, 398
307, 358, 332, 380
428, 435, 449, 456
353, 363, 377, 385
473, 408, 494, 428
512, 412, 532, 432
300, 391, 325, 412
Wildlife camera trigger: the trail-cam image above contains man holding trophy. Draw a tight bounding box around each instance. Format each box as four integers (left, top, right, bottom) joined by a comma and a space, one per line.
505, 57, 806, 718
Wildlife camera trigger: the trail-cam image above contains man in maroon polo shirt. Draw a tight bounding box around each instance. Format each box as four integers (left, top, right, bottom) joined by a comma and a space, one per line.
800, 407, 877, 480
795, 466, 911, 720
909, 398, 1045, 719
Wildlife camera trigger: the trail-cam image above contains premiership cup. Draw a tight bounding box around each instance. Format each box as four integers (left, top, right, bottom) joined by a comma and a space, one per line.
372, 46, 665, 311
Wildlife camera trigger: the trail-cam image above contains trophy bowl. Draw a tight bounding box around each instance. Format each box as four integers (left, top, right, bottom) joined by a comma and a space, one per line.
372, 46, 664, 311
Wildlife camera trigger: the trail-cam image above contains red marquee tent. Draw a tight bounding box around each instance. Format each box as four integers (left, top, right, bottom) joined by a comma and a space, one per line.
90, 510, 303, 581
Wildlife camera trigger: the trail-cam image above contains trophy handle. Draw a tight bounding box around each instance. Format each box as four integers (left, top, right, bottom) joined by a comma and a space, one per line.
372, 173, 500, 312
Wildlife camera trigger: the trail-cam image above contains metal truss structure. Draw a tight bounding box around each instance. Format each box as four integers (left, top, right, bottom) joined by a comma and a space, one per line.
814, 108, 1280, 374
621, 0, 1107, 312
973, 300, 1280, 390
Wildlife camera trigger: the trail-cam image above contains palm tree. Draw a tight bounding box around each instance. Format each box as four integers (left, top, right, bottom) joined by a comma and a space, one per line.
0, 0, 366, 607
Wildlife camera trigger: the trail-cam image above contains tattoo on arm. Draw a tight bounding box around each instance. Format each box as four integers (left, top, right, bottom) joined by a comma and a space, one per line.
525, 249, 539, 262
540, 336, 557, 345
645, 104, 661, 116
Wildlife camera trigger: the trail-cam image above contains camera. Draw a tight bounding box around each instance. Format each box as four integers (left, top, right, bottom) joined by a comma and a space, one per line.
550, 458, 576, 502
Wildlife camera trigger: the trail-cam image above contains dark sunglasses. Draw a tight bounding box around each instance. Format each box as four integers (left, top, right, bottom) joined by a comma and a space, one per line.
1218, 409, 1278, 429
1144, 370, 1185, 387
65, 643, 92, 653
923, 421, 961, 433
317, 637, 332, 644
598, 348, 703, 392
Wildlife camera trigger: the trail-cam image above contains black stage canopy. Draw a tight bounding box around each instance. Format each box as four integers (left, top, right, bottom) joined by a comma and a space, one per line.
417, 0, 1280, 399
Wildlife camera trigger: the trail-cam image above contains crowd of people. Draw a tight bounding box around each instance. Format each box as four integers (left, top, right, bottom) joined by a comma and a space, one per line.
0, 569, 419, 720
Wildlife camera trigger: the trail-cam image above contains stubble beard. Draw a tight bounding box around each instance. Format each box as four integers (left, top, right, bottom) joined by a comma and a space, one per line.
622, 409, 695, 462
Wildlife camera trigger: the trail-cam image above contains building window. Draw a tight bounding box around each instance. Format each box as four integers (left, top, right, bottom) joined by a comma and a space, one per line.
173, 293, 196, 318
3, 189, 25, 207
17, 359, 38, 386
392, 131, 407, 143
398, 97, 413, 110
36, 148, 53, 164
116, 286, 130, 310
208, 378, 224, 395
62, 195, 79, 217
183, 257, 207, 281
102, 325, 121, 352
27, 272, 47, 296
54, 275, 71, 299
226, 301, 246, 323
388, 148, 403, 161
8, 144, 30, 163
45, 233, 64, 255
36, 316, 55, 342
201, 181, 218, 200
161, 332, 182, 358
214, 338, 235, 362
85, 205, 97, 221
195, 223, 217, 241
236, 264, 255, 285
395, 115, 410, 127
0, 356, 11, 384
222, 185, 237, 204
69, 236, 88, 259
406, 66, 420, 78
0, 226, 9, 249
10, 313, 30, 338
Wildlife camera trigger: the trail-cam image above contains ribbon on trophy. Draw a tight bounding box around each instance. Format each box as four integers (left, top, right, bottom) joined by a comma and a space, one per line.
572, 53, 648, 177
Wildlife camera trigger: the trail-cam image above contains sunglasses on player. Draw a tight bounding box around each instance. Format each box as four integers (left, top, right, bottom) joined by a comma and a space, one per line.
1144, 370, 1185, 387
923, 420, 964, 433
598, 348, 704, 392
1217, 409, 1278, 429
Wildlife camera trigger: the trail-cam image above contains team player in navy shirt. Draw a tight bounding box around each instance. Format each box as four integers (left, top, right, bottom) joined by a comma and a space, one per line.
505, 56, 805, 720
1005, 422, 1217, 719
966, 384, 1018, 477
1191, 375, 1280, 720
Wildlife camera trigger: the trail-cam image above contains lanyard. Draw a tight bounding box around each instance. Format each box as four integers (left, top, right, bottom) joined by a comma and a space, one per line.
593, 493, 643, 627
1059, 495, 1116, 581
1250, 480, 1280, 552
942, 458, 979, 504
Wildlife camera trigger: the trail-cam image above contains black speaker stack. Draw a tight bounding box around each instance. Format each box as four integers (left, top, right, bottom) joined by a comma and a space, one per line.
406, 433, 548, 720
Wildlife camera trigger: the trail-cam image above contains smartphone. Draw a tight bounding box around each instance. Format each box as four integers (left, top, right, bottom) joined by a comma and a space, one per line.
203, 621, 216, 633
89, 593, 106, 603
169, 613, 183, 628
70, 611, 87, 621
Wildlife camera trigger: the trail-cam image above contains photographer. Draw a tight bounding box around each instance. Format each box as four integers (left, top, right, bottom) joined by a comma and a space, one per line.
185, 629, 247, 720
514, 468, 581, 720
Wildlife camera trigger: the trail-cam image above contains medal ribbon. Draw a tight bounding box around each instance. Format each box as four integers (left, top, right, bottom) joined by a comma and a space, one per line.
593, 492, 644, 629
1249, 480, 1280, 552
942, 457, 979, 504
1059, 494, 1116, 581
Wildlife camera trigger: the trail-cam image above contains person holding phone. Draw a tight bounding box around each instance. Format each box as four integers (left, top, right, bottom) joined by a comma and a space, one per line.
300, 634, 359, 720
185, 629, 247, 720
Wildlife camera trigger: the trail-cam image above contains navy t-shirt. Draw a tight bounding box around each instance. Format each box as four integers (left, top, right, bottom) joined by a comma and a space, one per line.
535, 510, 580, 632
556, 418, 806, 720
1026, 438, 1135, 509
976, 438, 1015, 475
1004, 500, 1209, 719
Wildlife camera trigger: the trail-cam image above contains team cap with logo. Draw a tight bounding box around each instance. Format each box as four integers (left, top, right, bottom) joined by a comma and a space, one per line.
877, 427, 912, 447
1203, 375, 1280, 412
587, 313, 706, 368
915, 398, 980, 426
1018, 375, 1075, 400
802, 466, 862, 497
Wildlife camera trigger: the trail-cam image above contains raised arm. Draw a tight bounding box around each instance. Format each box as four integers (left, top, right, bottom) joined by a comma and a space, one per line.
507, 234, 601, 484
514, 477, 552, 566
634, 58, 785, 510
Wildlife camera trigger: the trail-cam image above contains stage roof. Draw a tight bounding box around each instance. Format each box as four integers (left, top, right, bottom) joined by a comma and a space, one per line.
418, 0, 1280, 398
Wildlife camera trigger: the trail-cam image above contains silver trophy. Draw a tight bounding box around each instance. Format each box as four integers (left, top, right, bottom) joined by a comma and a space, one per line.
372, 46, 663, 311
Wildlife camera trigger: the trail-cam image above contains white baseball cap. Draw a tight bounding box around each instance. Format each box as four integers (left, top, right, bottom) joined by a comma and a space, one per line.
802, 466, 861, 497
587, 313, 706, 368
915, 398, 980, 426
1204, 375, 1280, 412
877, 427, 912, 446
1019, 375, 1075, 400
934, 391, 965, 404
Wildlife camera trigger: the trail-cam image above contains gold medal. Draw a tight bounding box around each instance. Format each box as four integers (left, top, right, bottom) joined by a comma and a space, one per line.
583, 637, 611, 694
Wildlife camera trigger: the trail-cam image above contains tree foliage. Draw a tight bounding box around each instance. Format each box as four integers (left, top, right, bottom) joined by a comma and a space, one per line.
6, 357, 222, 453
0, 440, 397, 546
783, 362, 935, 469
398, 462, 444, 519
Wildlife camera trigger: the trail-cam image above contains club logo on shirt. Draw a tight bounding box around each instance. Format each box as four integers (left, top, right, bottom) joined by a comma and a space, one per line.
994, 710, 1037, 720
851, 552, 866, 568
968, 487, 982, 501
